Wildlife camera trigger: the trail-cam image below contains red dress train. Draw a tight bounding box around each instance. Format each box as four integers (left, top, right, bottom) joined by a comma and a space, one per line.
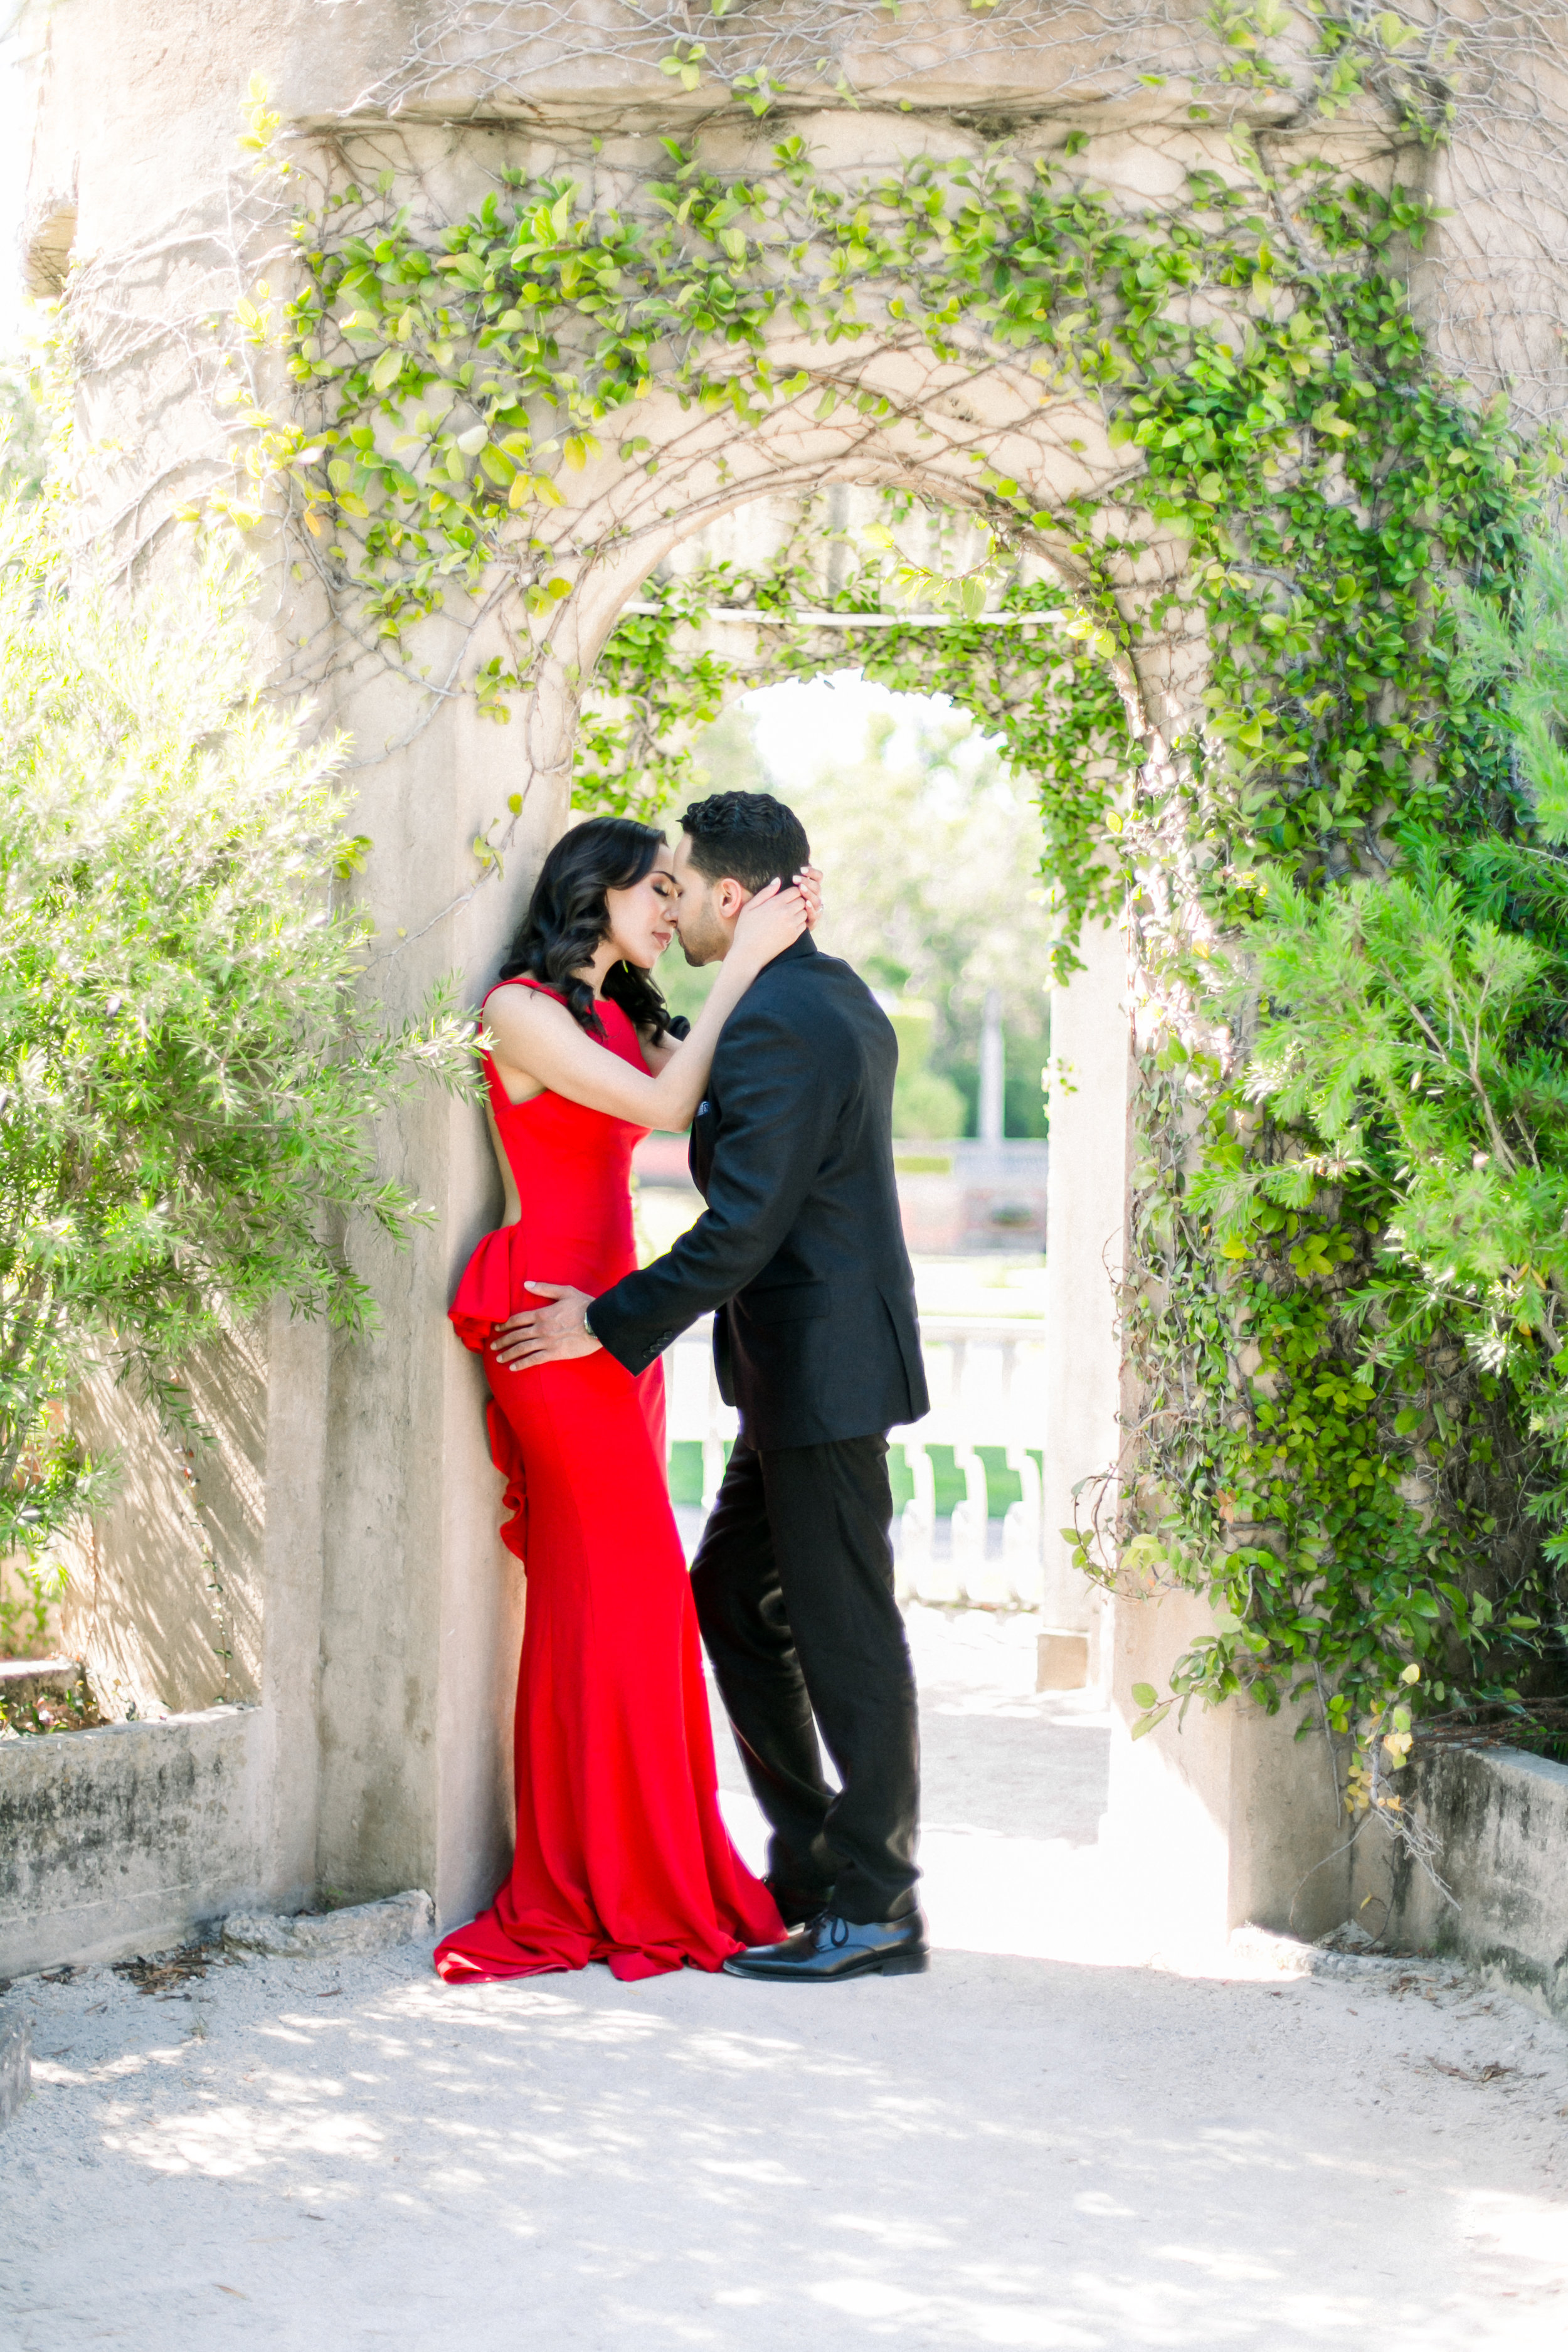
433, 981, 783, 1983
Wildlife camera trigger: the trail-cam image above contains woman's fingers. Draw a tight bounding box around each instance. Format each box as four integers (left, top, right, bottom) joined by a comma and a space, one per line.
794, 862, 824, 929
731, 878, 810, 970
736, 880, 800, 930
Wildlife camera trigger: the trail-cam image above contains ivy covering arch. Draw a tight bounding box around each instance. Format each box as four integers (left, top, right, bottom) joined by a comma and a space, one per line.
216, 2, 1568, 1806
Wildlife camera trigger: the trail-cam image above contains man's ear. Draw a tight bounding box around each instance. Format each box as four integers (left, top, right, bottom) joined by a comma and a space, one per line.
714, 876, 752, 923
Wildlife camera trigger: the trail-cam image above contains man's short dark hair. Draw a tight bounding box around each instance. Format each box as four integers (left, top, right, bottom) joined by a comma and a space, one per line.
680, 790, 810, 895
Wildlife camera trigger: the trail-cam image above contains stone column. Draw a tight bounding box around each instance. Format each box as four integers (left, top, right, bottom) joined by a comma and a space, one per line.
1104, 1579, 1348, 1951
1038, 916, 1129, 1688
306, 663, 571, 1924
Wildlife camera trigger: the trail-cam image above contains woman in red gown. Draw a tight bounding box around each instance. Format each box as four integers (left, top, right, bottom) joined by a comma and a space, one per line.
434, 816, 812, 1983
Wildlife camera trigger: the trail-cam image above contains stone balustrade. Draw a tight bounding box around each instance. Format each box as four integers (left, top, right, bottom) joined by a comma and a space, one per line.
662, 1313, 1046, 1608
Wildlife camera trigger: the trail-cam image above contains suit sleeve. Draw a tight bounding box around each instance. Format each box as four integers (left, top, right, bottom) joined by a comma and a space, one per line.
587, 997, 841, 1375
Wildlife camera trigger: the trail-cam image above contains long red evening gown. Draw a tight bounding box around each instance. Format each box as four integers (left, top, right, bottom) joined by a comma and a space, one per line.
434, 979, 783, 1983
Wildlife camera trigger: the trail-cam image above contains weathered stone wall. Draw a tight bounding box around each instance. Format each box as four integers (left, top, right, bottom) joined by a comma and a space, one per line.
57, 1323, 266, 1722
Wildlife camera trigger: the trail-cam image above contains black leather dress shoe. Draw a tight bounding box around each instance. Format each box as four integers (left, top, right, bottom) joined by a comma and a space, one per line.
723, 1907, 930, 1982
764, 1876, 835, 1930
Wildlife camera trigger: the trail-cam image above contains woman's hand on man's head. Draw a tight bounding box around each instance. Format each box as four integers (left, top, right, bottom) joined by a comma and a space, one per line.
729, 876, 810, 978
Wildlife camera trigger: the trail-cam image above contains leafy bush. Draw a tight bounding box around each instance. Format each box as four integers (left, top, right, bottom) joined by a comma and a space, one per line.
1147, 531, 1568, 1762
0, 494, 470, 1559
0, 1554, 66, 1658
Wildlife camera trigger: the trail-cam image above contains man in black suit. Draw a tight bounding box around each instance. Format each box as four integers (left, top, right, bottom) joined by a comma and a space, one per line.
499, 790, 930, 1981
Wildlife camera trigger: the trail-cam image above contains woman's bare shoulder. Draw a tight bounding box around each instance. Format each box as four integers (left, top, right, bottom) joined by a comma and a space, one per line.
484, 979, 571, 1027
486, 976, 558, 1002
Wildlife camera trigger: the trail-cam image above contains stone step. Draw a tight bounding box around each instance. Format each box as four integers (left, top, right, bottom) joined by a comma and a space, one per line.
222, 1888, 434, 1960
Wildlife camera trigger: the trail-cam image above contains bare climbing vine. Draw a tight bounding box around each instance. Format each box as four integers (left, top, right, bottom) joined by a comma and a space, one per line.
347, 0, 1568, 421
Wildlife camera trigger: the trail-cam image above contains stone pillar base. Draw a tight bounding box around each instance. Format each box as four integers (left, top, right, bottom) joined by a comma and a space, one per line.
1104, 1582, 1350, 1951
1036, 1629, 1090, 1690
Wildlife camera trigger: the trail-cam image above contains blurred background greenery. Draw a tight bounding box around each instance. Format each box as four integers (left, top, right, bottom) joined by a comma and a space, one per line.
655, 679, 1054, 1140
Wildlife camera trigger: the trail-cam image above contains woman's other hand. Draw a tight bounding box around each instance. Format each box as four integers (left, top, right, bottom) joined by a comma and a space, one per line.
728, 876, 809, 978
795, 862, 824, 930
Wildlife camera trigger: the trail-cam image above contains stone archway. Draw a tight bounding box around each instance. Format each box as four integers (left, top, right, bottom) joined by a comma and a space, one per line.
18, 0, 1530, 1969
277, 138, 1211, 1937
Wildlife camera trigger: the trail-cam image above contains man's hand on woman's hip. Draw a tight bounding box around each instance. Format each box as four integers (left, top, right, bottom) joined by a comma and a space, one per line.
492, 1283, 601, 1369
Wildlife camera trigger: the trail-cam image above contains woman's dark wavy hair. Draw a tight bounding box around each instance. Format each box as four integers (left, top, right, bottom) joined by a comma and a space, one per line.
497, 815, 686, 1039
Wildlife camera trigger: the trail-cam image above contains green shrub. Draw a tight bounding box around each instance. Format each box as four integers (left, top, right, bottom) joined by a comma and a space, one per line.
0, 492, 470, 1558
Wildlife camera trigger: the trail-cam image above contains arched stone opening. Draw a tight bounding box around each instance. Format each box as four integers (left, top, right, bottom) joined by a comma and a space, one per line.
557, 468, 1141, 1638
299, 416, 1163, 1931
277, 294, 1246, 1931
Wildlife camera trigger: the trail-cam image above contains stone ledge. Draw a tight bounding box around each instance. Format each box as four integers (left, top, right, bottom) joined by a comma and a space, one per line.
223, 1889, 434, 1959
1036, 1629, 1089, 1691
0, 2012, 31, 2127
1352, 1741, 1568, 2021
0, 1704, 265, 1979
1242, 1734, 1568, 2021
0, 1657, 87, 1705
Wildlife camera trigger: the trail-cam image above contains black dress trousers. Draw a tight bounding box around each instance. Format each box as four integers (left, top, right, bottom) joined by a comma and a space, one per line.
689, 1433, 921, 1924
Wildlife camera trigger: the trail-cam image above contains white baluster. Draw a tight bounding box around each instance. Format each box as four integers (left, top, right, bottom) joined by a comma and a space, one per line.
1004, 1444, 1045, 1606
893, 1453, 918, 1602
899, 1443, 945, 1600
916, 1445, 964, 1605
950, 1446, 987, 1596
667, 1338, 710, 1453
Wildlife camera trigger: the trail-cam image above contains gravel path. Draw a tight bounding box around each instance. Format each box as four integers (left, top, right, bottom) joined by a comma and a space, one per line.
3, 1609, 1567, 2350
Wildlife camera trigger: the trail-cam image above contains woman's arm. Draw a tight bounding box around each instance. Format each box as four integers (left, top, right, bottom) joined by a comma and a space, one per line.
482, 881, 807, 1128
499, 996, 839, 1372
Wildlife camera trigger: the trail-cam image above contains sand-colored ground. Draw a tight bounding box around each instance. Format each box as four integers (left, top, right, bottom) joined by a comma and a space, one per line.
3, 1609, 1567, 2350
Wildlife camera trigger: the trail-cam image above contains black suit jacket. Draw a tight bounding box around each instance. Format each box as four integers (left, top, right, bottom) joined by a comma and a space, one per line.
586, 935, 930, 1449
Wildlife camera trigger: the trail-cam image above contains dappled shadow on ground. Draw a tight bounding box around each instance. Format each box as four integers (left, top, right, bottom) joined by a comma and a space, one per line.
6, 1942, 1568, 2351
5, 1610, 1568, 2349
